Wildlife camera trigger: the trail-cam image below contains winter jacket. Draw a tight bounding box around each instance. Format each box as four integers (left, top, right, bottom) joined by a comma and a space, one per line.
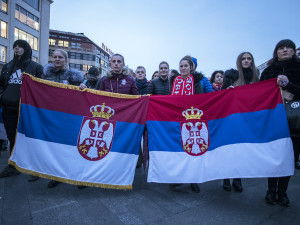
0, 59, 43, 108
222, 69, 239, 89
200, 76, 213, 93
170, 72, 203, 94
135, 78, 150, 95
147, 77, 170, 95
42, 63, 83, 86
99, 70, 138, 95
260, 58, 300, 99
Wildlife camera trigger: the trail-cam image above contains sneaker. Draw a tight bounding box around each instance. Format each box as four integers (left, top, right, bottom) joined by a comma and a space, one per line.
265, 189, 277, 205
48, 180, 61, 188
191, 183, 200, 193
0, 165, 20, 178
223, 179, 231, 191
232, 179, 243, 192
278, 191, 289, 206
28, 175, 39, 182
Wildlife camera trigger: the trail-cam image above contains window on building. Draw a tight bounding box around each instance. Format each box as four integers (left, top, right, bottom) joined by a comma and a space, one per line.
82, 54, 88, 60
70, 52, 76, 59
58, 40, 68, 48
49, 39, 56, 45
82, 65, 92, 71
1, 0, 7, 13
15, 5, 39, 31
75, 53, 81, 59
0, 45, 6, 62
23, 0, 39, 11
14, 28, 38, 51
70, 42, 81, 49
0, 20, 7, 38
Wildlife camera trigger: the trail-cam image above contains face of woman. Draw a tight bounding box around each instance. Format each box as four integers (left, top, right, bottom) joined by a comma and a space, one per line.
53, 51, 66, 70
179, 60, 191, 77
152, 72, 159, 79
214, 73, 223, 84
159, 63, 169, 77
241, 53, 252, 69
277, 46, 295, 61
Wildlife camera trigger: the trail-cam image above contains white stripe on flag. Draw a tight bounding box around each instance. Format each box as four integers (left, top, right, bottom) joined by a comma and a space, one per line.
147, 138, 294, 183
10, 132, 138, 186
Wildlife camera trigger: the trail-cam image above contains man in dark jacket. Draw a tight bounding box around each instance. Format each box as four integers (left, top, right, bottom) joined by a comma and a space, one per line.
0, 39, 43, 178
80, 66, 100, 90
135, 66, 149, 95
99, 54, 138, 95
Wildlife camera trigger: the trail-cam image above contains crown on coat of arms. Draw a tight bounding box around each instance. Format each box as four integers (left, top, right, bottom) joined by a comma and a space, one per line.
90, 103, 115, 119
182, 107, 203, 120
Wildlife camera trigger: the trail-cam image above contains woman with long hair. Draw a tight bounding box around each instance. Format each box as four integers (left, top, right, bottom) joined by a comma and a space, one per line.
260, 39, 300, 206
222, 52, 259, 192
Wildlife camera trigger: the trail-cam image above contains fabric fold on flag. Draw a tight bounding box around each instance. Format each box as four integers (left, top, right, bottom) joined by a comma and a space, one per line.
9, 74, 149, 189
146, 79, 294, 183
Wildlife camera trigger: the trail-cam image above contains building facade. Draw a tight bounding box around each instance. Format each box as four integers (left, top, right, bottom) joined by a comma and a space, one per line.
49, 29, 112, 76
0, 0, 52, 70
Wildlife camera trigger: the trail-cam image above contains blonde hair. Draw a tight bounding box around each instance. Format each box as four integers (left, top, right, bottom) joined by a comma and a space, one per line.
53, 49, 69, 69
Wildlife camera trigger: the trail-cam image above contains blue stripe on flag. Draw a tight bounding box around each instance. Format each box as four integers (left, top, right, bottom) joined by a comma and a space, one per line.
147, 103, 289, 152
18, 104, 144, 154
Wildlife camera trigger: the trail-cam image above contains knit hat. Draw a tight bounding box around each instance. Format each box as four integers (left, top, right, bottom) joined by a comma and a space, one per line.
88, 66, 99, 77
191, 57, 197, 69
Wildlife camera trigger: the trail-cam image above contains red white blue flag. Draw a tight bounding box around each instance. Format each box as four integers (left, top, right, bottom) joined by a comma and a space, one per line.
9, 74, 148, 189
146, 79, 294, 183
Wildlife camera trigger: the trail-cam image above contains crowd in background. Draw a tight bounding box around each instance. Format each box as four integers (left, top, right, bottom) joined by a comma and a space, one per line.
0, 38, 299, 207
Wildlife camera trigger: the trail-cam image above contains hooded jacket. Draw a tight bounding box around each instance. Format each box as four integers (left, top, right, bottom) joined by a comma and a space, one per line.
0, 40, 43, 108
42, 63, 83, 86
99, 68, 138, 95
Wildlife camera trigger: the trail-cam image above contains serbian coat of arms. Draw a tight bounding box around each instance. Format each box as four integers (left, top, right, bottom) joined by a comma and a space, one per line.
77, 103, 115, 161
180, 107, 209, 156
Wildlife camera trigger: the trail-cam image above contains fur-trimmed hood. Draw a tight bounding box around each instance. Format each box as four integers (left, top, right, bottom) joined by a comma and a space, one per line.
43, 63, 83, 85
106, 66, 129, 78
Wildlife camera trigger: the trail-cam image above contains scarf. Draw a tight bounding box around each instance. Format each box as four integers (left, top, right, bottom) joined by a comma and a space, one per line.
171, 75, 194, 95
212, 83, 222, 91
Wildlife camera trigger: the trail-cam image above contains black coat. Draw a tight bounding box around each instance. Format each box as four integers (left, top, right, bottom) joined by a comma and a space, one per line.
135, 78, 150, 95
0, 59, 43, 108
260, 59, 300, 99
147, 77, 170, 95
170, 72, 203, 94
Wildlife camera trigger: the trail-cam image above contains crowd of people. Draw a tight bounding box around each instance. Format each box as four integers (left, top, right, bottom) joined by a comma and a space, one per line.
0, 38, 299, 207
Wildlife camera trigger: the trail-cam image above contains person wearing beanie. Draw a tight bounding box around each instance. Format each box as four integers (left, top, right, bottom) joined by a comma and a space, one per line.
0, 39, 43, 178
80, 66, 100, 90
261, 39, 300, 206
221, 52, 259, 193
191, 56, 213, 93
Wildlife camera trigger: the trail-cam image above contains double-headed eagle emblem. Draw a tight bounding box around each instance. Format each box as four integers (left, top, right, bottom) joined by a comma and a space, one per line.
181, 107, 209, 156
77, 103, 115, 161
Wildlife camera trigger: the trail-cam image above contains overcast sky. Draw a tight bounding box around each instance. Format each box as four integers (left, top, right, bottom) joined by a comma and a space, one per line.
50, 0, 300, 79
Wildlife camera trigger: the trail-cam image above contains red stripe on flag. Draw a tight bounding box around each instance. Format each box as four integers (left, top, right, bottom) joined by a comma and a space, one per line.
146, 79, 282, 122
21, 75, 149, 124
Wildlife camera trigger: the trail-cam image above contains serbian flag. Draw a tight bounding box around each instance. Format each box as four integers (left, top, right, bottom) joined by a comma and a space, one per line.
9, 74, 148, 189
147, 79, 294, 183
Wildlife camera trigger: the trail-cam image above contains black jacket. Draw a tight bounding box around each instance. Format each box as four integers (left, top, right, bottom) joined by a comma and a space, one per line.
170, 72, 203, 94
135, 78, 150, 95
42, 63, 83, 86
260, 59, 300, 99
147, 77, 170, 95
0, 59, 43, 108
